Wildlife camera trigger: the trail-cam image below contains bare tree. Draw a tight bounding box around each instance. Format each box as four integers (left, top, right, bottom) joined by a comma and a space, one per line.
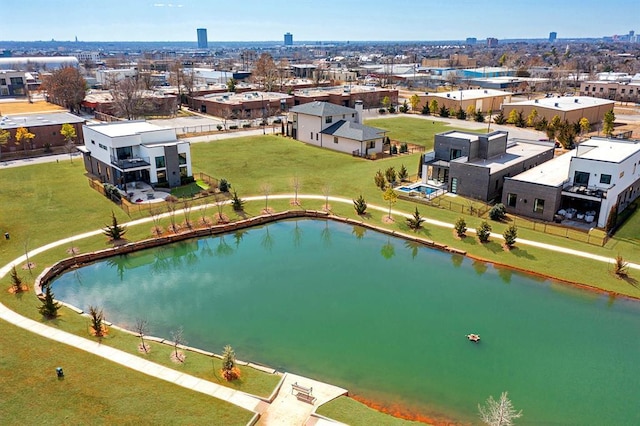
167, 202, 179, 233
41, 67, 87, 112
478, 391, 523, 426
261, 183, 272, 213
134, 318, 150, 353
182, 201, 193, 229
213, 192, 227, 223
253, 53, 278, 91
149, 208, 163, 236
322, 184, 331, 211
291, 176, 301, 206
170, 326, 187, 363
110, 78, 151, 120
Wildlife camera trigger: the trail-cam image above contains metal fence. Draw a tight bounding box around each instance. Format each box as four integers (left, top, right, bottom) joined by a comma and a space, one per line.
508, 216, 609, 247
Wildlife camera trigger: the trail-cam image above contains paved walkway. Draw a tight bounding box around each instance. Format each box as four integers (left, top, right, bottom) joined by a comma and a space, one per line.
257, 373, 347, 425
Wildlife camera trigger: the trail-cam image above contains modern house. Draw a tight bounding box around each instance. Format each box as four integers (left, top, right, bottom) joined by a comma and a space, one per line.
503, 137, 640, 228
288, 101, 386, 157
79, 121, 191, 189
421, 130, 554, 202
501, 96, 615, 125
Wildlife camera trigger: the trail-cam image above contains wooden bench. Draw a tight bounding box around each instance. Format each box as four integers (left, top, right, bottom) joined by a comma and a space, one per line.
291, 382, 316, 404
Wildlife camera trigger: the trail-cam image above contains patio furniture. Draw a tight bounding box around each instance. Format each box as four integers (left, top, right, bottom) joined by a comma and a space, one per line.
147, 193, 154, 200
585, 214, 595, 223
577, 213, 585, 220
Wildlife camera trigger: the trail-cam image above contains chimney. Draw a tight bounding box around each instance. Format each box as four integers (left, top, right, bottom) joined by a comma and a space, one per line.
355, 100, 363, 124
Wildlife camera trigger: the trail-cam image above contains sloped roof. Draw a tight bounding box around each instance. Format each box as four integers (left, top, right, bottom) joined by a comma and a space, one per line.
321, 120, 384, 141
290, 101, 355, 117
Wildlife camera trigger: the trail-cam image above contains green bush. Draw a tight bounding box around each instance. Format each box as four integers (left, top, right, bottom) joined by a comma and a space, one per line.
217, 124, 223, 131
180, 175, 195, 185
477, 221, 492, 243
229, 125, 238, 130
454, 217, 467, 237
218, 178, 231, 192
503, 224, 518, 248
406, 207, 425, 230
242, 124, 251, 129
378, 108, 386, 114
353, 194, 367, 215
231, 190, 245, 211
489, 203, 507, 221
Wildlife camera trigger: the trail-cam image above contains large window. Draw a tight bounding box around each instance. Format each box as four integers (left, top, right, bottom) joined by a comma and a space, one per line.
155, 156, 166, 169
116, 146, 132, 159
333, 137, 338, 144
367, 140, 376, 149
10, 77, 23, 85
533, 198, 545, 214
325, 116, 333, 124
574, 171, 590, 185
600, 174, 611, 185
507, 193, 517, 207
156, 170, 167, 183
450, 148, 462, 160
178, 153, 187, 165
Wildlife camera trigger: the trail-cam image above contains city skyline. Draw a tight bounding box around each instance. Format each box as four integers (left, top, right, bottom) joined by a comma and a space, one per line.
1, 0, 639, 43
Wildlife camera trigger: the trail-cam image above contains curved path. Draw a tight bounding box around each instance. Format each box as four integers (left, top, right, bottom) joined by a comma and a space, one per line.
0, 194, 637, 424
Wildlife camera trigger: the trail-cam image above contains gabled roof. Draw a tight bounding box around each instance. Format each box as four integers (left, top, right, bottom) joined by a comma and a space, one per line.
321, 120, 384, 141
290, 101, 355, 117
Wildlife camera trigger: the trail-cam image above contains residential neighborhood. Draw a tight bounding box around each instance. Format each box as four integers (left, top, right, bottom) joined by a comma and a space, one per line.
1, 3, 640, 425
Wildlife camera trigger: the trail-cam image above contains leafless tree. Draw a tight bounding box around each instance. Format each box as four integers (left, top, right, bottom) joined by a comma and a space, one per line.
170, 326, 187, 363
110, 78, 151, 120
167, 202, 179, 233
41, 67, 87, 112
322, 184, 331, 211
134, 318, 150, 353
253, 53, 278, 91
182, 201, 193, 229
213, 192, 227, 223
261, 183, 272, 213
291, 176, 301, 206
478, 391, 523, 426
149, 208, 163, 236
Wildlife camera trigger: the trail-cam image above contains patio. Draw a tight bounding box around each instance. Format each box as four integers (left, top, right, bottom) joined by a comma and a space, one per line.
122, 181, 169, 204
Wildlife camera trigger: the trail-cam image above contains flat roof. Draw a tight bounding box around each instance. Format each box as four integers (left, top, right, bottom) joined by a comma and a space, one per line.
445, 131, 480, 142
294, 85, 391, 97
424, 89, 511, 101
195, 91, 291, 104
85, 121, 169, 138
503, 96, 614, 112
0, 112, 85, 130
508, 150, 573, 186
575, 137, 640, 163
465, 141, 553, 174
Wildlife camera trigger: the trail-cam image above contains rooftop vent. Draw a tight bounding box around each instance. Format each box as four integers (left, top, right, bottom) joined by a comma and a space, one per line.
484, 90, 488, 94
447, 94, 450, 97
534, 99, 538, 103
574, 99, 579, 103
554, 103, 559, 107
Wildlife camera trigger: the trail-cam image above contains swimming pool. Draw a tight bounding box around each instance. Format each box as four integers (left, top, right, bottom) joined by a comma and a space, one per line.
397, 183, 439, 195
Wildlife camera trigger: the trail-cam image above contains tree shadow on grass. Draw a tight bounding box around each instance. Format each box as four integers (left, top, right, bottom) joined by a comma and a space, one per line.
621, 275, 639, 288
481, 241, 502, 254
460, 235, 478, 246
510, 246, 536, 260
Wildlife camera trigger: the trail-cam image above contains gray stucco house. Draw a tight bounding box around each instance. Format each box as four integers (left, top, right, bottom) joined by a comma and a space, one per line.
421, 130, 555, 202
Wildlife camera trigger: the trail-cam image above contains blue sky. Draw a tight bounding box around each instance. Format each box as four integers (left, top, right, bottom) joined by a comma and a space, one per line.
2, 0, 639, 42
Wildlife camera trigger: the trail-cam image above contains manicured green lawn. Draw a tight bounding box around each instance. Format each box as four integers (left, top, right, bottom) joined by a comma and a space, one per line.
364, 116, 485, 148
0, 318, 252, 425
317, 396, 428, 425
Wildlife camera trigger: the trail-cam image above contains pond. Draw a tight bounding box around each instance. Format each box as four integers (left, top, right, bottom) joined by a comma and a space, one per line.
51, 219, 640, 424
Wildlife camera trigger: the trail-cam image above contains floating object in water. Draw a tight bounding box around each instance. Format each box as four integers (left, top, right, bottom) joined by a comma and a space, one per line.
466, 333, 480, 342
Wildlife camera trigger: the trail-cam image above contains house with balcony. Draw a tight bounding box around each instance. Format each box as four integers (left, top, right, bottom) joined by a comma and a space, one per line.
421, 130, 554, 202
287, 100, 386, 157
503, 137, 640, 228
79, 121, 191, 189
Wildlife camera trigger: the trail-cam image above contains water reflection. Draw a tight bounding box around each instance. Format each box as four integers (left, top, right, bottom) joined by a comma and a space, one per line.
472, 260, 488, 276
292, 221, 303, 248
320, 221, 332, 247
380, 237, 395, 259
451, 254, 463, 268
215, 235, 234, 257
352, 225, 366, 240
404, 240, 421, 260
261, 225, 274, 251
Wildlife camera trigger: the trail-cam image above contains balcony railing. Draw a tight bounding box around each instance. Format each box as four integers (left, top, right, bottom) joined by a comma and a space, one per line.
562, 183, 609, 199
111, 156, 150, 169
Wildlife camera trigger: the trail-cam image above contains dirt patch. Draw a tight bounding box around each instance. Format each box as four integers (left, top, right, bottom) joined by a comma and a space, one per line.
382, 215, 395, 224
7, 284, 29, 294
170, 351, 186, 363
21, 262, 35, 271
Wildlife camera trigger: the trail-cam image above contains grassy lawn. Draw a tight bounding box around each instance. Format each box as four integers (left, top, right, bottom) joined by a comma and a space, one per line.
0, 100, 65, 115
3, 131, 640, 423
171, 180, 210, 198
0, 319, 252, 425
317, 397, 428, 426
365, 116, 485, 148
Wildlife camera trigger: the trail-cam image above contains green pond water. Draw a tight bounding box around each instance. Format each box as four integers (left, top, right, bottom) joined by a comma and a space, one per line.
51, 219, 640, 424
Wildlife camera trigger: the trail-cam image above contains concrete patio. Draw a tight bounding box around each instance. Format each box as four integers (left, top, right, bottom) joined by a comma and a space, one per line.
122, 181, 169, 204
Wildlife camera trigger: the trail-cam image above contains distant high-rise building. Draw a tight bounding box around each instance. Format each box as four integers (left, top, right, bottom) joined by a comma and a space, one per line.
197, 28, 208, 49
284, 32, 293, 46
549, 32, 557, 43
466, 37, 477, 45
486, 37, 499, 48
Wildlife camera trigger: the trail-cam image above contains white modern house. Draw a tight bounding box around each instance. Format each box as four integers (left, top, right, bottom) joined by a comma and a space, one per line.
79, 121, 192, 189
288, 101, 386, 157
503, 137, 640, 228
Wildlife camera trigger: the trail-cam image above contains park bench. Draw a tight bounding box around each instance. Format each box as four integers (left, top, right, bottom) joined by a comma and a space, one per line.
291, 382, 315, 404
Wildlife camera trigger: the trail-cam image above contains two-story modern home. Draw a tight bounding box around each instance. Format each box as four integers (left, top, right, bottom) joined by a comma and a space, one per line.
503, 137, 640, 228
421, 130, 555, 202
79, 121, 191, 189
287, 100, 386, 157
